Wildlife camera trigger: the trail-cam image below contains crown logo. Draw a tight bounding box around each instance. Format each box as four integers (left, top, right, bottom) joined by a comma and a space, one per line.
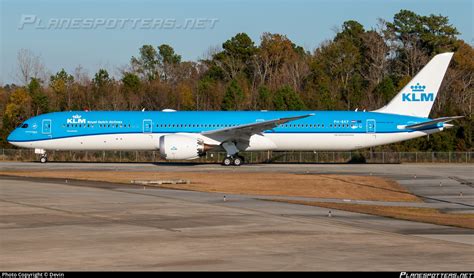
72, 114, 82, 119
410, 83, 426, 92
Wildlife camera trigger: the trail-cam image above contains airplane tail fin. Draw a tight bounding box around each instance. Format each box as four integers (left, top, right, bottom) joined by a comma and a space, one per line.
374, 52, 454, 118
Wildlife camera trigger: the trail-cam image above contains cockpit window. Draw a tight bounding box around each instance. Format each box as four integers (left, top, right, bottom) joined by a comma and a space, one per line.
21, 123, 28, 128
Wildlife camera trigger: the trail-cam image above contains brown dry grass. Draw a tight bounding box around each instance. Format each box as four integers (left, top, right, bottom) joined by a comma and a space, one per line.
270, 200, 474, 230
0, 170, 420, 202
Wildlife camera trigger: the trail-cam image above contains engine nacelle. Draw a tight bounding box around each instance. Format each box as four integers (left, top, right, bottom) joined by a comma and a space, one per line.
159, 134, 205, 160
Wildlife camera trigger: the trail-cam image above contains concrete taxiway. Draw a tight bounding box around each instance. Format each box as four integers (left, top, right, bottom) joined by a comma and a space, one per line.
0, 162, 473, 270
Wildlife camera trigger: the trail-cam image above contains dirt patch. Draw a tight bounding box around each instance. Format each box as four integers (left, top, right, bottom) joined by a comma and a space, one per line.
0, 170, 420, 202
270, 200, 474, 230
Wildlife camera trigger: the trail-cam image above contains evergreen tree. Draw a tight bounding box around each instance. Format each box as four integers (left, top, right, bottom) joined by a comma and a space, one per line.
273, 86, 305, 110
221, 80, 245, 111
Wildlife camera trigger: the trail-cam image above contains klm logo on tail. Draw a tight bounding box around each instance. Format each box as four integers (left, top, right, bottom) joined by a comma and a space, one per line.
374, 53, 453, 117
402, 83, 434, 102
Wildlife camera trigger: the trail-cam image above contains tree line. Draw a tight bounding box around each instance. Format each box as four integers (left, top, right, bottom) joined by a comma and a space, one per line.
1, 10, 472, 151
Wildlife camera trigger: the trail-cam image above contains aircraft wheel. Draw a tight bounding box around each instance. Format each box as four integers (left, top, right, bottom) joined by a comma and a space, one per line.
233, 156, 243, 166
223, 157, 233, 166
40, 156, 48, 163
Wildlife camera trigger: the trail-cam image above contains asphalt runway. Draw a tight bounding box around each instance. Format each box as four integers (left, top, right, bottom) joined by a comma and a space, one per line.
0, 162, 473, 270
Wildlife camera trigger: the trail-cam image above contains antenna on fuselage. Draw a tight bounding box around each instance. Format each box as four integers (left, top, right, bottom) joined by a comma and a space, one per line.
142, 108, 145, 112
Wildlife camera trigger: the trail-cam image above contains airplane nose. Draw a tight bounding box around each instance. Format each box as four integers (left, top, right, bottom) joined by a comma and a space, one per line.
7, 129, 17, 143
6, 128, 25, 148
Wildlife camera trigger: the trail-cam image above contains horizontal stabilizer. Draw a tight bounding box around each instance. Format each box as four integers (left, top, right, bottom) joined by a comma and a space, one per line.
405, 116, 463, 130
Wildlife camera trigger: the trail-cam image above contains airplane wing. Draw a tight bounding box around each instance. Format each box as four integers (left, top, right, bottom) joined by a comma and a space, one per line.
201, 113, 314, 140
405, 116, 464, 130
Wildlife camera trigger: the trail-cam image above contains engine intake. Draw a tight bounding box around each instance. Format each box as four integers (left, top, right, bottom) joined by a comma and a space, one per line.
159, 134, 206, 160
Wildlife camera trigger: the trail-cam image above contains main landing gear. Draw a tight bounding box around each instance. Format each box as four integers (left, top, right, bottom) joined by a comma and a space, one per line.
221, 141, 244, 166
222, 155, 244, 166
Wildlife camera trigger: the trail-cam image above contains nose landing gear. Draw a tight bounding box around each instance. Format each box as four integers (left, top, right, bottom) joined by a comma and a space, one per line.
40, 155, 48, 163
35, 149, 48, 163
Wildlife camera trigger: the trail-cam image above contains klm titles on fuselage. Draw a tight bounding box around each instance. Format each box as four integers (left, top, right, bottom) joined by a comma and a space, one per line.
66, 114, 122, 125
402, 83, 434, 102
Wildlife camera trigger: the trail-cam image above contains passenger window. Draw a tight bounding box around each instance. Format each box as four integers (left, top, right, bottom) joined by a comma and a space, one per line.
21, 123, 28, 128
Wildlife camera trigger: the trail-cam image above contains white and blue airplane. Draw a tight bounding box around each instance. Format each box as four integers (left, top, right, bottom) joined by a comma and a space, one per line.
7, 53, 462, 165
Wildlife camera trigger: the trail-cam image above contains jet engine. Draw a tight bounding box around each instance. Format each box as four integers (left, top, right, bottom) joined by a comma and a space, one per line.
159, 134, 207, 160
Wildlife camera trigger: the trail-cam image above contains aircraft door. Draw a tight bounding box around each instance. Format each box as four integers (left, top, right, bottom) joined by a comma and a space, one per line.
366, 119, 376, 133
143, 119, 152, 133
42, 119, 52, 134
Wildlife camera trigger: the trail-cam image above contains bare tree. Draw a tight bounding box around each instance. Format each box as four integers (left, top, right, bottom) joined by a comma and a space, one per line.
73, 65, 90, 86
15, 49, 46, 85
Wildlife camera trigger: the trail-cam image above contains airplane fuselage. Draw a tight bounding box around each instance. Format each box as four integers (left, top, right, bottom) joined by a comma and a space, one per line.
7, 110, 444, 152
